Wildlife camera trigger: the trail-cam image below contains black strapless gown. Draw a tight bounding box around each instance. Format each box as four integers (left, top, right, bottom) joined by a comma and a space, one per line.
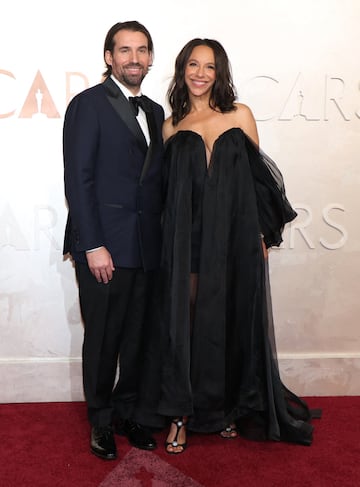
136, 128, 314, 445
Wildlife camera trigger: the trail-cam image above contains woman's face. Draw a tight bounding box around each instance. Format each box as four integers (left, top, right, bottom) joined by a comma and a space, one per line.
184, 45, 216, 97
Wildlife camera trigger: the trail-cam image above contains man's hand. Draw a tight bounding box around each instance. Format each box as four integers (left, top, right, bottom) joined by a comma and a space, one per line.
86, 247, 115, 283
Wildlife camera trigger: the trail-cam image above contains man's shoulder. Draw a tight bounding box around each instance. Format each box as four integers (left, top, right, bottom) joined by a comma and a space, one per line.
64, 83, 108, 118
71, 83, 106, 102
144, 96, 164, 118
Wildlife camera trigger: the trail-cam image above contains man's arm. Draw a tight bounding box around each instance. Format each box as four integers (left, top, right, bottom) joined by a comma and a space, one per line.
64, 93, 114, 282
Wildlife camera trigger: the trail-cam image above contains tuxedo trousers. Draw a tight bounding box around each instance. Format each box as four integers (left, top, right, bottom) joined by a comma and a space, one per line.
75, 262, 152, 427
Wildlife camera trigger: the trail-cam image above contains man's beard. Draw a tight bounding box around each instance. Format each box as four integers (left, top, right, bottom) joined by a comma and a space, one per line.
120, 63, 147, 88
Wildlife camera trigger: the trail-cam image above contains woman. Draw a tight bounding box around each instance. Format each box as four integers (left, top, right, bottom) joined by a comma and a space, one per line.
136, 38, 314, 454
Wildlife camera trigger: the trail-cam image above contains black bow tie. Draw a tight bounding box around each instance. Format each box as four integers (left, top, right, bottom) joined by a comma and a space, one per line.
129, 95, 151, 115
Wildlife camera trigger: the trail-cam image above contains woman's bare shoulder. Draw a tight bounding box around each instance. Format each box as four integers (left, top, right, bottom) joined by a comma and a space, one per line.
233, 103, 259, 145
234, 102, 255, 120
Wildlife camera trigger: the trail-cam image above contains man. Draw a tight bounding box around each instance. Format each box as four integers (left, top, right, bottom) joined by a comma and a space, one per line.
63, 21, 164, 460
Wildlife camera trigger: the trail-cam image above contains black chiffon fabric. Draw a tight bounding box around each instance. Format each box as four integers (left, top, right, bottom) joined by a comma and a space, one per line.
136, 128, 314, 445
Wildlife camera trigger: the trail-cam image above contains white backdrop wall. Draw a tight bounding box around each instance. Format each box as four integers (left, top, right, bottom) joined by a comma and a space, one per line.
0, 0, 359, 402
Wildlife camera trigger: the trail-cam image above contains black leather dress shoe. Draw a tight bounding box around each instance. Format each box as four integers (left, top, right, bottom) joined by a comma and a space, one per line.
90, 426, 117, 460
115, 419, 157, 450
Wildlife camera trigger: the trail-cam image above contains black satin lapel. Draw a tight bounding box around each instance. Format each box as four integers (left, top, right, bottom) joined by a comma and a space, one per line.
140, 144, 153, 184
139, 109, 158, 183
103, 77, 147, 151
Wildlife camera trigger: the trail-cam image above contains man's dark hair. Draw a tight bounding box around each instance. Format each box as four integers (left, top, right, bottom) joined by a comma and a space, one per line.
168, 38, 236, 125
103, 21, 154, 78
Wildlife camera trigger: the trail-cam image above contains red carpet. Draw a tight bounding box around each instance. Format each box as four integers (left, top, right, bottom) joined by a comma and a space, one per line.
1, 397, 359, 486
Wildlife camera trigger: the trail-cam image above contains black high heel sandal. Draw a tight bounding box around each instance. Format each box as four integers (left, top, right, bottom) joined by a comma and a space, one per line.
165, 418, 187, 454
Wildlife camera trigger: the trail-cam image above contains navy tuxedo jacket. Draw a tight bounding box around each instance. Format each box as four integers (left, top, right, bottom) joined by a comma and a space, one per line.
63, 77, 164, 271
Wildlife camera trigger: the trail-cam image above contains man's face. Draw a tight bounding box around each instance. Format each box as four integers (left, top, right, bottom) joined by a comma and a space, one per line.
105, 29, 153, 93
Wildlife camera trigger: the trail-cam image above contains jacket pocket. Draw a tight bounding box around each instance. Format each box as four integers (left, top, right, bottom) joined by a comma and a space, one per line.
103, 203, 124, 209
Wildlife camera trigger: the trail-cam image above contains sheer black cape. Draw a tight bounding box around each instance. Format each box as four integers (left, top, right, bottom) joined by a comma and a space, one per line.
135, 128, 314, 445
